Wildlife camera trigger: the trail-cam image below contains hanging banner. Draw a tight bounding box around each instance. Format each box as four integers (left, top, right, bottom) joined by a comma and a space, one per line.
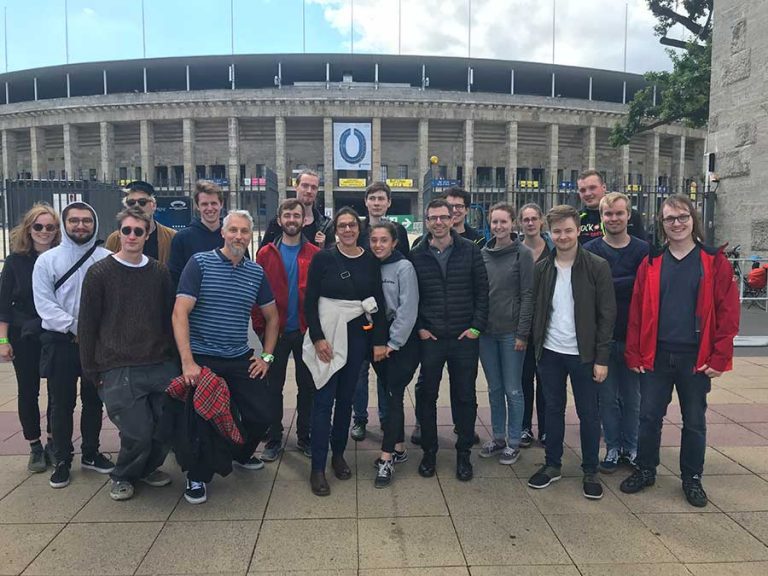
333, 122, 372, 170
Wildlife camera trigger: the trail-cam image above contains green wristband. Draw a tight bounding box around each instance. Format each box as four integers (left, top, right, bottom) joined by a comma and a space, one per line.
0, 338, 8, 344
260, 353, 275, 364
469, 328, 481, 337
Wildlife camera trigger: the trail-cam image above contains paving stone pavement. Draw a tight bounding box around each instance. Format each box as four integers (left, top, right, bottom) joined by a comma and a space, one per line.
0, 356, 767, 575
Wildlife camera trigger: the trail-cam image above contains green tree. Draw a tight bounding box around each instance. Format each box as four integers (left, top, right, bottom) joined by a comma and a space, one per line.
610, 0, 713, 147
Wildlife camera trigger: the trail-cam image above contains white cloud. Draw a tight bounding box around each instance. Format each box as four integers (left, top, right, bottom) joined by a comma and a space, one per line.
308, 0, 675, 73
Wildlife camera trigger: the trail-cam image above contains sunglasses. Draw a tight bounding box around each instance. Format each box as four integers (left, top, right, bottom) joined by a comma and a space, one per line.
32, 223, 57, 232
125, 198, 153, 207
120, 226, 146, 237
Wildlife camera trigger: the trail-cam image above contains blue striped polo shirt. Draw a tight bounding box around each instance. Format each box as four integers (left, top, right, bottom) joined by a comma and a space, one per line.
177, 249, 274, 358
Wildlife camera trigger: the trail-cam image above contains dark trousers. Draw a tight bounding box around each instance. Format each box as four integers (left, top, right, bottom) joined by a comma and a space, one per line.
44, 336, 103, 464
311, 321, 369, 471
418, 337, 479, 455
99, 361, 179, 482
521, 342, 546, 437
267, 330, 314, 444
372, 335, 419, 454
539, 348, 601, 474
352, 359, 389, 425
636, 349, 710, 479
10, 327, 51, 441
192, 352, 272, 464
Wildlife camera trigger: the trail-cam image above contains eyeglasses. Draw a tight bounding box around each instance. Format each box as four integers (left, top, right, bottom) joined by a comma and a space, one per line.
32, 223, 56, 232
336, 222, 359, 230
125, 198, 153, 207
661, 214, 691, 225
120, 226, 146, 237
447, 203, 466, 211
66, 217, 94, 226
426, 215, 452, 223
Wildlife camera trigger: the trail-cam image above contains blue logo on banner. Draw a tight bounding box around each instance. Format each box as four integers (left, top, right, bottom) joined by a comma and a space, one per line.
339, 128, 367, 164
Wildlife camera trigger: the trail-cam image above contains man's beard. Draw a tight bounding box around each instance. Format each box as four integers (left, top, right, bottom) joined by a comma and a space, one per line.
69, 232, 94, 245
228, 244, 246, 259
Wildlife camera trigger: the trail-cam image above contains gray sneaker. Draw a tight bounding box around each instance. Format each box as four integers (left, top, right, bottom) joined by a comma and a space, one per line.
498, 447, 520, 465
479, 440, 506, 458
140, 469, 172, 487
109, 480, 135, 501
233, 457, 265, 470
261, 442, 283, 462
28, 445, 47, 473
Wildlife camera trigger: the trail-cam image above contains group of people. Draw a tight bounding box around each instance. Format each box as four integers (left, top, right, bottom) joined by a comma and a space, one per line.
0, 168, 739, 509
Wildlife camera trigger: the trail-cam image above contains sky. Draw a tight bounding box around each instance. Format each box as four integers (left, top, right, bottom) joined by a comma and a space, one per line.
0, 0, 692, 74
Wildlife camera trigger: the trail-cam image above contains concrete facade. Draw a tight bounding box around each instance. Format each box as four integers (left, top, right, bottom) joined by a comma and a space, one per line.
708, 0, 768, 251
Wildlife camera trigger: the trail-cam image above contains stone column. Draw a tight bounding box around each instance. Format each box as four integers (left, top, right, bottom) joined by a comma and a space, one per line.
506, 120, 518, 196
463, 119, 474, 189
417, 119, 429, 216
1, 130, 17, 181
30, 127, 45, 180
619, 144, 631, 189
546, 124, 559, 188
322, 117, 334, 213
227, 117, 240, 208
63, 124, 78, 180
583, 126, 596, 170
182, 118, 195, 189
672, 135, 686, 192
275, 116, 287, 203
140, 120, 154, 184
100, 121, 114, 182
372, 117, 381, 182
645, 132, 660, 189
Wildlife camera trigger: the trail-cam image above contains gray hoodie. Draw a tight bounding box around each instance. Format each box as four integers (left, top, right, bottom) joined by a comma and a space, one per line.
481, 236, 534, 339
32, 201, 112, 335
379, 251, 419, 350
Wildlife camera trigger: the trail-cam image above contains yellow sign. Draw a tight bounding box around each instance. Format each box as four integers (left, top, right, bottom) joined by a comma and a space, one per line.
386, 179, 414, 188
519, 180, 540, 189
625, 184, 642, 192
339, 178, 367, 188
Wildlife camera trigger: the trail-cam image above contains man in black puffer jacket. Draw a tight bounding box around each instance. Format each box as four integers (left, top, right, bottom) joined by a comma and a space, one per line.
410, 198, 489, 482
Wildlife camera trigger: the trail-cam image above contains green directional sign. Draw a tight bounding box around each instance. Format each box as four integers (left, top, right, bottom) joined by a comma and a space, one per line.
387, 214, 415, 231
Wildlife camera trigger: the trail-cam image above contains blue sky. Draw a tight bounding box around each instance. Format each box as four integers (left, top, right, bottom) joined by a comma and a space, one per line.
1, 0, 683, 73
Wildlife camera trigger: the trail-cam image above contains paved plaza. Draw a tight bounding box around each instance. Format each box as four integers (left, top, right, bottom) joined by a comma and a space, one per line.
1, 344, 768, 575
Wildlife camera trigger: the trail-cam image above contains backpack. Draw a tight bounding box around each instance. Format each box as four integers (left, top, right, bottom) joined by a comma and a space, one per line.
746, 265, 768, 290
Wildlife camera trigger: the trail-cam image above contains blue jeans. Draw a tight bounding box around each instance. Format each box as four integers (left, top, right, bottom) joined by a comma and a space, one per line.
599, 340, 640, 455
636, 349, 710, 479
538, 348, 601, 474
352, 359, 389, 425
479, 333, 525, 448
310, 320, 369, 471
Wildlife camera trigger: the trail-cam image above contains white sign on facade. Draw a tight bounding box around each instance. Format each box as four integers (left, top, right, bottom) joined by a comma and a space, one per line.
333, 122, 372, 170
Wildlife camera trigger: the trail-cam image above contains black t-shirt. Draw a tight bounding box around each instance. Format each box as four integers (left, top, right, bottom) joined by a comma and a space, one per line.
578, 208, 647, 244
658, 246, 701, 352
143, 227, 159, 260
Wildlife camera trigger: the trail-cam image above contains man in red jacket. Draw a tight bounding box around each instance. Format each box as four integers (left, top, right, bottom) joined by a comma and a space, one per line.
621, 194, 740, 507
252, 198, 320, 461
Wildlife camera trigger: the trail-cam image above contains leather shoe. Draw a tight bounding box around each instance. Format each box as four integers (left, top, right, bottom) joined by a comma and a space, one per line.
331, 454, 352, 480
456, 453, 473, 482
418, 452, 436, 478
310, 470, 330, 496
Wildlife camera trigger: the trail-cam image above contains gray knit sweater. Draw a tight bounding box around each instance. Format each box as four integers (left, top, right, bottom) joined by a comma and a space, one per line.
481, 237, 534, 339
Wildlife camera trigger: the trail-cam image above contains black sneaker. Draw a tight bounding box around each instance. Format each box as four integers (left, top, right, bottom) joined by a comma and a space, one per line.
520, 429, 534, 448
184, 478, 207, 504
527, 465, 562, 489
418, 452, 436, 478
619, 468, 656, 494
392, 449, 408, 464
583, 473, 604, 500
682, 475, 708, 508
351, 422, 366, 441
297, 438, 312, 458
28, 444, 47, 473
81, 452, 114, 474
374, 459, 394, 488
410, 424, 421, 445
261, 441, 283, 462
49, 461, 71, 489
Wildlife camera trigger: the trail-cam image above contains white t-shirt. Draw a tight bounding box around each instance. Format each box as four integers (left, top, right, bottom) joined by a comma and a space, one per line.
112, 254, 149, 268
543, 262, 579, 355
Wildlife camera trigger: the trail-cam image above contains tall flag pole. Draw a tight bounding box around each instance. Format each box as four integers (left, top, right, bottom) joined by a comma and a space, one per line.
623, 2, 629, 72
64, 0, 69, 64
551, 0, 556, 64
350, 0, 354, 54
467, 0, 472, 58
141, 0, 146, 58
303, 0, 306, 53
230, 0, 235, 55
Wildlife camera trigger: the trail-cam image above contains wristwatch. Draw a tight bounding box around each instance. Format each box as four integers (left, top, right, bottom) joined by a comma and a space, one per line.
260, 352, 275, 364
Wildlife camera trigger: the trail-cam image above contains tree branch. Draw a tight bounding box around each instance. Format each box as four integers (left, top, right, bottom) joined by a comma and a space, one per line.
650, 4, 704, 36
660, 37, 691, 49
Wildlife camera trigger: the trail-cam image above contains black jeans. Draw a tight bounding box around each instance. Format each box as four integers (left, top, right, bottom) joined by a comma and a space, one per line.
267, 330, 314, 444
521, 342, 546, 437
10, 327, 51, 441
372, 335, 419, 454
418, 337, 479, 455
99, 361, 179, 482
636, 349, 710, 479
43, 335, 103, 464
538, 348, 601, 474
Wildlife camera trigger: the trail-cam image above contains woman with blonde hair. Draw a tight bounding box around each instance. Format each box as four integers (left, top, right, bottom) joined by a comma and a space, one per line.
0, 203, 61, 471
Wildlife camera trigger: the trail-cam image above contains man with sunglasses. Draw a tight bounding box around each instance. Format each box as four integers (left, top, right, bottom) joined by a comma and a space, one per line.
621, 195, 739, 508
32, 201, 113, 489
79, 207, 178, 501
105, 181, 176, 265
410, 198, 489, 482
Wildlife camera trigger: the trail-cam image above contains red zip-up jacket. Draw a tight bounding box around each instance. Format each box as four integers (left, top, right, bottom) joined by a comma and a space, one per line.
625, 244, 740, 374
251, 236, 320, 335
